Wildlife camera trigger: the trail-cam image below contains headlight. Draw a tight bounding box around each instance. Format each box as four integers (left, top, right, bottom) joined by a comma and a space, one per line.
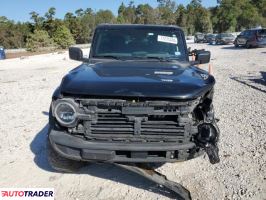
54, 100, 77, 126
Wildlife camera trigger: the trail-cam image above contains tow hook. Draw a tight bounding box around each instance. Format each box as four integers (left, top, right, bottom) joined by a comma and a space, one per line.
115, 163, 192, 200
196, 123, 220, 164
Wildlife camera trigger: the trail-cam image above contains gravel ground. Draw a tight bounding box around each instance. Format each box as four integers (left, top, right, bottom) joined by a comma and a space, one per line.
0, 44, 265, 200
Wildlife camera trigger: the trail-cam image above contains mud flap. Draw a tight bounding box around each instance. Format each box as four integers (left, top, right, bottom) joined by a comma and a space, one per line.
114, 163, 192, 200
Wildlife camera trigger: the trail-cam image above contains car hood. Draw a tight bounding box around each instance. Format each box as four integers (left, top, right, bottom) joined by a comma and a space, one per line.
59, 60, 215, 99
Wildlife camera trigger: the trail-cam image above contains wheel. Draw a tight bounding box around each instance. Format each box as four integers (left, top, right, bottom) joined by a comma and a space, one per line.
47, 138, 87, 173
234, 42, 239, 47
245, 42, 251, 49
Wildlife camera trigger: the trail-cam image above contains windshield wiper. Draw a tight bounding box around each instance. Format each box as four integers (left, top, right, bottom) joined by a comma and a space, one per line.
94, 55, 179, 62
145, 56, 170, 62
94, 55, 123, 60
145, 56, 179, 62
130, 56, 172, 62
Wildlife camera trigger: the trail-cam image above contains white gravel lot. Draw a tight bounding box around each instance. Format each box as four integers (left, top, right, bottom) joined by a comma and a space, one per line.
0, 44, 265, 200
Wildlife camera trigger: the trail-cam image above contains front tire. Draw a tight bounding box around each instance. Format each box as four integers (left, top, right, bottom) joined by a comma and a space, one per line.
245, 42, 251, 49
47, 139, 86, 173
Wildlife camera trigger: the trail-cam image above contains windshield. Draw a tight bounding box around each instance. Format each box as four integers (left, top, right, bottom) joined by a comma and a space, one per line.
92, 28, 186, 61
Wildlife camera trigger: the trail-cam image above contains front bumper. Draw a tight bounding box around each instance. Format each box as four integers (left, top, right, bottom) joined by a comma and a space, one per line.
48, 128, 203, 163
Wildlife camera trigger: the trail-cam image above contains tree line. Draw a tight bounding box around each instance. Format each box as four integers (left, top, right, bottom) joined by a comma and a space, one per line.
0, 0, 265, 51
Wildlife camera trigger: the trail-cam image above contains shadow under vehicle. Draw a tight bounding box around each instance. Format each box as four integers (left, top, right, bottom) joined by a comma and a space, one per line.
45, 24, 221, 199
215, 33, 235, 45
234, 28, 266, 48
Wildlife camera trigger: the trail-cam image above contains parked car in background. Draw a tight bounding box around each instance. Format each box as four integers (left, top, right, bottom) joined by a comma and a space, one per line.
234, 28, 266, 48
205, 34, 217, 44
194, 32, 206, 43
215, 33, 235, 45
0, 46, 6, 60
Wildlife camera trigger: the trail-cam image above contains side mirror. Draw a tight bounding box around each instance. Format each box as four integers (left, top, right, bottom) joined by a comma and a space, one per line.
196, 50, 210, 64
69, 47, 83, 61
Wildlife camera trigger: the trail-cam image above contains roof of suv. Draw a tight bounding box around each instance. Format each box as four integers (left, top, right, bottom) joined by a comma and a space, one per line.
96, 24, 183, 31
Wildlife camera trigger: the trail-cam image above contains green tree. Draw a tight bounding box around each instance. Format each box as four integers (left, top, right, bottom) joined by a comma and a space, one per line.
135, 4, 156, 24
29, 11, 44, 30
80, 11, 96, 42
95, 10, 116, 24
175, 5, 187, 32
213, 0, 263, 32
26, 29, 54, 51
45, 7, 56, 21
75, 8, 84, 17
214, 0, 238, 32
0, 17, 31, 48
117, 2, 126, 23
195, 7, 212, 33
64, 12, 81, 42
43, 7, 58, 37
2, 0, 266, 49
117, 1, 137, 24
236, 0, 262, 30
52, 25, 75, 49
157, 0, 177, 24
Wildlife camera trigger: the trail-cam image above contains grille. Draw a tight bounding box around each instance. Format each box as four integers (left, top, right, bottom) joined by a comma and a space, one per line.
73, 98, 196, 142
141, 121, 185, 136
89, 112, 185, 139
91, 113, 134, 135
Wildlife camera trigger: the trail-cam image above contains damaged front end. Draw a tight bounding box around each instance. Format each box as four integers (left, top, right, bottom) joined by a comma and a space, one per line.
193, 89, 220, 164
49, 88, 220, 164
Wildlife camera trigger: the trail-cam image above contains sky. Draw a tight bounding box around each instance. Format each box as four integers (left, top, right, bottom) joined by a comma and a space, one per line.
0, 0, 218, 22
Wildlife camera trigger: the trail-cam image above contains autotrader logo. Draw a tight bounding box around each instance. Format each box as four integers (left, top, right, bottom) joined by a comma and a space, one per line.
0, 188, 54, 200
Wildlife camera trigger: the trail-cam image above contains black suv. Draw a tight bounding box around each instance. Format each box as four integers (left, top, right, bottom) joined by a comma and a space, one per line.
234, 28, 266, 48
47, 24, 220, 172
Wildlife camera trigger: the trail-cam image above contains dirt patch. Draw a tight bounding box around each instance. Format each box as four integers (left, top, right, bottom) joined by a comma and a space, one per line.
6, 50, 65, 59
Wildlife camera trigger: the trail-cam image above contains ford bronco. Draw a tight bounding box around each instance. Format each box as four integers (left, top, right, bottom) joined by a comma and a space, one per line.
47, 24, 220, 172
